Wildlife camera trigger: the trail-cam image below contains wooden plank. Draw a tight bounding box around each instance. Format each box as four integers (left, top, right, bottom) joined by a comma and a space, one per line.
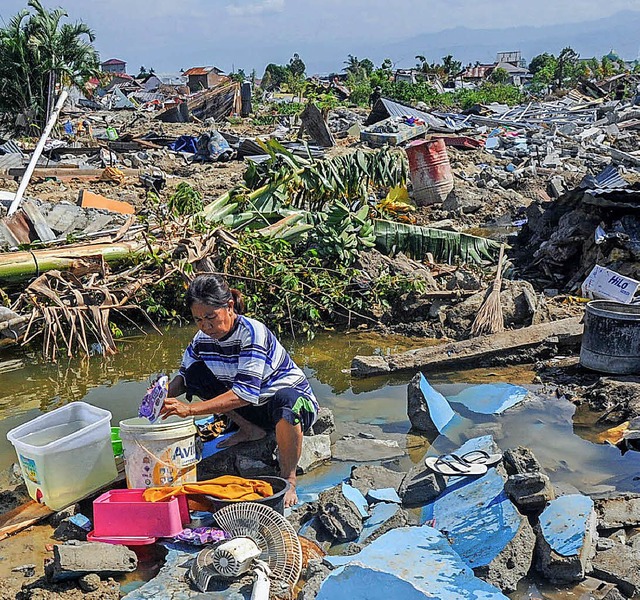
6, 168, 139, 179
351, 317, 584, 377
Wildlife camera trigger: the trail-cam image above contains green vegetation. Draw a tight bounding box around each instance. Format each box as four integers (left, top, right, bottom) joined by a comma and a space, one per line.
0, 0, 100, 131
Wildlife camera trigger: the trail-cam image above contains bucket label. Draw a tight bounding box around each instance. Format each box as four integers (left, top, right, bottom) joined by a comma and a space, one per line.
19, 455, 40, 484
172, 442, 198, 467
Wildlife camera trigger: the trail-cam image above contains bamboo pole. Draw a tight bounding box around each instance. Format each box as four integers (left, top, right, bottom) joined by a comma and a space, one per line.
0, 241, 148, 281
8, 90, 69, 215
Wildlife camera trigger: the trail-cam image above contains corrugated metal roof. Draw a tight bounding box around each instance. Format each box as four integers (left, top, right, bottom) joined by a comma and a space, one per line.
0, 140, 22, 155
580, 165, 628, 190
0, 153, 24, 174
374, 98, 454, 131
101, 58, 126, 65
184, 66, 224, 77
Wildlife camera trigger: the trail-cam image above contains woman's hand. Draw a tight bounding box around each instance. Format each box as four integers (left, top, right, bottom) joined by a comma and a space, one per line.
160, 397, 192, 419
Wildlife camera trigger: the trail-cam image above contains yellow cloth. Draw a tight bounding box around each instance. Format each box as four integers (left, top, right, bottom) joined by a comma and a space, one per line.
142, 475, 273, 503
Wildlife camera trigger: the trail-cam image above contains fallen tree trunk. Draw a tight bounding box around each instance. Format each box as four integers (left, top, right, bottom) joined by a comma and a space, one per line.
0, 241, 148, 282
351, 316, 584, 377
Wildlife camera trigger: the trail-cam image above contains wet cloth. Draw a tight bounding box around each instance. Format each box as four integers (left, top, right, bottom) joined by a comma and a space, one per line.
142, 475, 273, 503
179, 315, 317, 409
184, 361, 317, 432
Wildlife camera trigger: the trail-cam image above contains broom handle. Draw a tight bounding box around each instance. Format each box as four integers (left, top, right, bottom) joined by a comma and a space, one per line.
494, 244, 505, 288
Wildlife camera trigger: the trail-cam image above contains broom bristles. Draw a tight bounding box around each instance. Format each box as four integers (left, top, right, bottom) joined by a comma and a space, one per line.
470, 244, 506, 337
470, 286, 504, 337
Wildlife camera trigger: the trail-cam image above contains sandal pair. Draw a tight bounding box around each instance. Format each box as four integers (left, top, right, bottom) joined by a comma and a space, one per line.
424, 450, 502, 476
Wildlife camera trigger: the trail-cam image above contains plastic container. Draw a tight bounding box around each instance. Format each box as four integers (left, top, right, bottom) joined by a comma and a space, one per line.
6, 402, 117, 510
111, 427, 122, 457
406, 138, 454, 206
119, 417, 199, 489
205, 476, 290, 516
580, 300, 640, 374
89, 488, 190, 544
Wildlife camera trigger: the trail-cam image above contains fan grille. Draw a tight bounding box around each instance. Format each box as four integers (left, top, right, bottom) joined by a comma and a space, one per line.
213, 502, 303, 587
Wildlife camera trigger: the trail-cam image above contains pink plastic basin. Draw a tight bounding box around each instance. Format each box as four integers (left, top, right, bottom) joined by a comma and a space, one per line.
91, 488, 189, 538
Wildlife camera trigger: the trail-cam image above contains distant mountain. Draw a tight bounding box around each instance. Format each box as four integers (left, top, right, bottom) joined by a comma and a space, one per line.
224, 10, 640, 76
375, 10, 640, 69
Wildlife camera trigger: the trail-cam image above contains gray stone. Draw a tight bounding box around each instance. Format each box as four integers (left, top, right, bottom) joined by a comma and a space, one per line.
593, 544, 640, 597
79, 573, 101, 592
41, 202, 88, 235
445, 270, 483, 291
234, 456, 272, 478
398, 465, 446, 508
52, 518, 89, 542
297, 559, 334, 600
47, 541, 137, 582
504, 472, 555, 514
297, 515, 335, 551
594, 493, 640, 530
298, 434, 332, 474
407, 372, 440, 433
503, 446, 544, 475
535, 495, 597, 584
442, 188, 484, 214
349, 465, 405, 497
311, 407, 335, 436
332, 438, 404, 462
586, 378, 640, 423
317, 485, 364, 543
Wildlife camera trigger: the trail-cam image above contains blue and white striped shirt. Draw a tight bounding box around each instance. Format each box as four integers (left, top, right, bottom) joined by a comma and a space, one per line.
179, 315, 317, 407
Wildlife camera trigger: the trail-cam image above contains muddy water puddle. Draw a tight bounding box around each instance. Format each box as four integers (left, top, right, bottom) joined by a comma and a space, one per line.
0, 326, 636, 597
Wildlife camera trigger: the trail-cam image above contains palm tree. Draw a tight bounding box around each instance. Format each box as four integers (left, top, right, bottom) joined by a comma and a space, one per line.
0, 0, 100, 131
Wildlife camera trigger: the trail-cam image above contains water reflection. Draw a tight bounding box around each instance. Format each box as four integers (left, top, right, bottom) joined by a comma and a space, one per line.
0, 325, 638, 501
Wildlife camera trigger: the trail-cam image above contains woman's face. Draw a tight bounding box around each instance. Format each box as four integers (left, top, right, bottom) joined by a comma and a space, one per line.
191, 301, 236, 339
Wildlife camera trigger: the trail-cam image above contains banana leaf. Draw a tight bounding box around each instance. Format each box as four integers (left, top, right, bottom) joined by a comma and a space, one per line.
373, 219, 502, 265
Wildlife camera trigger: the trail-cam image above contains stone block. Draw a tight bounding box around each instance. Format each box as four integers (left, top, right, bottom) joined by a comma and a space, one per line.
332, 437, 404, 462
349, 464, 404, 497
535, 494, 597, 583
298, 434, 331, 474
504, 472, 555, 514
47, 541, 137, 582
317, 484, 364, 543
424, 467, 535, 592
358, 503, 408, 545
321, 526, 508, 599
504, 446, 544, 475
310, 407, 335, 436
592, 544, 640, 597
593, 493, 640, 530
398, 465, 446, 508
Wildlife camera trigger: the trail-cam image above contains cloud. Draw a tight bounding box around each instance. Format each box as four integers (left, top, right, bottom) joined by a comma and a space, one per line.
226, 0, 284, 17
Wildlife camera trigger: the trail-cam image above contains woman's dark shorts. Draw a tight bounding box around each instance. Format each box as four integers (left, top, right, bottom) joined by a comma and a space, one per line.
183, 362, 317, 432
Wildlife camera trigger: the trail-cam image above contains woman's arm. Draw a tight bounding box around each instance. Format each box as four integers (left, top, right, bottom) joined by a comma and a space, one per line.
161, 388, 250, 419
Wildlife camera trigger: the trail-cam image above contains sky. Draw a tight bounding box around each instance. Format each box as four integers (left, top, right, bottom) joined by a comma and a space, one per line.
1, 0, 639, 75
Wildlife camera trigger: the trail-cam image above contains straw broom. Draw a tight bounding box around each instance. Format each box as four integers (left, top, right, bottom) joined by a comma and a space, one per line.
470, 244, 506, 337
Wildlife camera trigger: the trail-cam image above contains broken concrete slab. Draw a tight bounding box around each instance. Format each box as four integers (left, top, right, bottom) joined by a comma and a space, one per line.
423, 463, 535, 592
504, 472, 555, 514
447, 383, 529, 415
342, 483, 369, 519
398, 464, 446, 508
352, 317, 583, 377
504, 446, 545, 475
332, 437, 404, 462
349, 465, 405, 497
407, 373, 456, 433
592, 543, 640, 597
535, 494, 597, 583
358, 503, 408, 545
366, 488, 401, 504
317, 484, 364, 543
593, 492, 640, 530
321, 526, 508, 600
47, 541, 137, 582
298, 434, 331, 474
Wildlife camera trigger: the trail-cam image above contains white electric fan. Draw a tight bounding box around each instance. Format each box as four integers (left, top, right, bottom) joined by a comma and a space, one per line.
189, 502, 303, 599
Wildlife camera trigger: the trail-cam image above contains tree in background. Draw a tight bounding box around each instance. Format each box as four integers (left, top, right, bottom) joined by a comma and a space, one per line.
0, 0, 100, 131
555, 47, 580, 88
288, 52, 306, 78
529, 52, 558, 92
489, 67, 509, 85
261, 63, 289, 90
442, 54, 462, 81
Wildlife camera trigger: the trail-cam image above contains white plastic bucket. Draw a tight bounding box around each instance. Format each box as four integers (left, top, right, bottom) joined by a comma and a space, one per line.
119, 417, 200, 489
6, 402, 117, 510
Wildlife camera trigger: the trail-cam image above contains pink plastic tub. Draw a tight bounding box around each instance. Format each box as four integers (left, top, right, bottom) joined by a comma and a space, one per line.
90, 489, 189, 541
